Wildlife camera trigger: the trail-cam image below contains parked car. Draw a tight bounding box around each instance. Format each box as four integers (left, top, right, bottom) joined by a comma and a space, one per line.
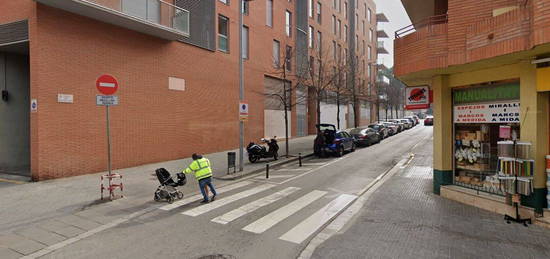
314, 124, 355, 157
387, 119, 405, 132
399, 119, 413, 129
404, 116, 417, 126
350, 127, 381, 146
424, 115, 434, 126
412, 115, 420, 124
380, 121, 399, 135
368, 123, 389, 139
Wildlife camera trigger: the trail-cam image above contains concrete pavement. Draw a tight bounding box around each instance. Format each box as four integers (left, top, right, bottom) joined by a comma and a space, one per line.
0, 135, 315, 258
311, 131, 550, 259
20, 125, 431, 258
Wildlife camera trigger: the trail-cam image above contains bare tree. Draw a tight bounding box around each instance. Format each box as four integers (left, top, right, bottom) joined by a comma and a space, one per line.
261, 42, 307, 158
298, 43, 339, 130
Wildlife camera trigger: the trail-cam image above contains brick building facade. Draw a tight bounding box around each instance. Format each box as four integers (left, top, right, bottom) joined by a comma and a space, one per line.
395, 0, 550, 213
0, 0, 381, 180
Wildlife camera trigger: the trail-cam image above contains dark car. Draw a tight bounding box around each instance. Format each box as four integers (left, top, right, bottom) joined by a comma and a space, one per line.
350, 128, 381, 146
367, 123, 389, 139
314, 124, 355, 157
424, 115, 434, 126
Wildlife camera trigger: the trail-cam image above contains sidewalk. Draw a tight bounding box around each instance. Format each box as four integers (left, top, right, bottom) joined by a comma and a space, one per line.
311, 136, 550, 258
0, 135, 314, 258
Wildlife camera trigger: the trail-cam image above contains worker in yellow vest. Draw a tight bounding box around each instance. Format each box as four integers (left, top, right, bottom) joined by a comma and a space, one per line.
184, 154, 217, 203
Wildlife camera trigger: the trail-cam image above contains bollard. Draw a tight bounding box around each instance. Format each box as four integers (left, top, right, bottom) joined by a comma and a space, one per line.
266, 164, 270, 179
299, 153, 302, 167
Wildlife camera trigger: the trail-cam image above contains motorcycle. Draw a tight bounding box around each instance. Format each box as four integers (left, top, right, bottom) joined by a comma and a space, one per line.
247, 137, 279, 163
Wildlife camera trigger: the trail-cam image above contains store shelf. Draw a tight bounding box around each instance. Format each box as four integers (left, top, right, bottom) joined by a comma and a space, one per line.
498, 157, 534, 162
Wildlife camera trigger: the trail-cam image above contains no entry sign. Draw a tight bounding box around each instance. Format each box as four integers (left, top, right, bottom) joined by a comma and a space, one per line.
96, 75, 119, 95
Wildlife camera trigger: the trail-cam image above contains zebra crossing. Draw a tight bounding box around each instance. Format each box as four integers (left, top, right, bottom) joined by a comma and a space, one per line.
157, 180, 358, 245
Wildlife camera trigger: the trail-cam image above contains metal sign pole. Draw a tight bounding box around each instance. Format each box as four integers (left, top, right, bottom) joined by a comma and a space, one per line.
106, 105, 112, 197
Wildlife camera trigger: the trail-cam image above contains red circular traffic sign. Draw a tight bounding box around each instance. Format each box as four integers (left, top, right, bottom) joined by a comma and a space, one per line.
96, 74, 119, 95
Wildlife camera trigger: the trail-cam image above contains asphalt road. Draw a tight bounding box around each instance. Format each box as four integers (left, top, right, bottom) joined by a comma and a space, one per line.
44, 125, 433, 259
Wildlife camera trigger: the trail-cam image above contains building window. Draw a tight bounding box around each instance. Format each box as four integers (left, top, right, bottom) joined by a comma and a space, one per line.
333, 0, 337, 9
316, 2, 322, 23
266, 0, 273, 27
332, 15, 336, 34
219, 0, 229, 4
363, 40, 366, 55
344, 25, 348, 42
364, 3, 367, 18
356, 35, 358, 50
362, 20, 366, 35
337, 44, 341, 61
285, 45, 292, 71
362, 60, 365, 74
337, 20, 341, 38
242, 25, 249, 59
368, 45, 372, 60
242, 1, 250, 15
368, 63, 372, 78
273, 40, 280, 68
308, 26, 314, 48
337, 0, 341, 12
344, 2, 347, 18
309, 0, 314, 17
333, 40, 337, 60
344, 48, 347, 63
369, 29, 373, 42
317, 31, 322, 51
368, 8, 372, 23
218, 15, 229, 52
286, 10, 292, 37
356, 14, 358, 30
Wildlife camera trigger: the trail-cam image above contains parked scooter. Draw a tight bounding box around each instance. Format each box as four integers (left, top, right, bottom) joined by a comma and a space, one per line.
247, 137, 279, 163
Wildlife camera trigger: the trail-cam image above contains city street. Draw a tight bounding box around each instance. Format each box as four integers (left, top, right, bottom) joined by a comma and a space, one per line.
18, 126, 430, 259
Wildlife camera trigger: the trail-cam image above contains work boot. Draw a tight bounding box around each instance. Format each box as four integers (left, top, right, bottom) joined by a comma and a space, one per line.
200, 199, 209, 204
211, 195, 216, 201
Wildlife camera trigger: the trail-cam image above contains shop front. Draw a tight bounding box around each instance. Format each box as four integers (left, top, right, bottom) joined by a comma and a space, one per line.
452, 82, 524, 196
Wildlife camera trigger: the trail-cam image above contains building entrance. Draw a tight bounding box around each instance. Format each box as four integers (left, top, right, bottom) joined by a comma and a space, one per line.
0, 44, 30, 177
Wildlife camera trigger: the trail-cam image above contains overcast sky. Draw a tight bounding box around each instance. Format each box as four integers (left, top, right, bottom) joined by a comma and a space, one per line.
375, 0, 411, 68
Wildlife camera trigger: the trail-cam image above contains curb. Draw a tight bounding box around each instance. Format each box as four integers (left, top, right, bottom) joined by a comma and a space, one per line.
213, 153, 315, 181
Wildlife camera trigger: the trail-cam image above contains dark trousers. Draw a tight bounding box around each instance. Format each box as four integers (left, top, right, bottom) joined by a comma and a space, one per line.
198, 177, 217, 201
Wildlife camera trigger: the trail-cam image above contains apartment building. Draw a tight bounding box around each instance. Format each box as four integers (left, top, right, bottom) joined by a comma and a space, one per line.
395, 0, 550, 213
0, 0, 380, 180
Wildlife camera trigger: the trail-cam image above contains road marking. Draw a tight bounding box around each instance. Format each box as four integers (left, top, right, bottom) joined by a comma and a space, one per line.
279, 194, 357, 244
159, 181, 252, 211
182, 184, 275, 217
301, 163, 327, 166
211, 187, 300, 225
242, 190, 327, 234
0, 178, 27, 184
276, 168, 309, 172
279, 157, 345, 185
254, 174, 294, 179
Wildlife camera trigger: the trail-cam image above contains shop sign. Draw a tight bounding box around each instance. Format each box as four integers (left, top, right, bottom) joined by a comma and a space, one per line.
405, 86, 430, 110
453, 83, 519, 104
454, 101, 520, 123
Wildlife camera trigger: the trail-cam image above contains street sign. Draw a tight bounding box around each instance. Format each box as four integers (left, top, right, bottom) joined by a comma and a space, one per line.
96, 95, 119, 106
239, 102, 249, 121
239, 102, 249, 115
96, 74, 119, 95
30, 99, 37, 112
405, 86, 430, 110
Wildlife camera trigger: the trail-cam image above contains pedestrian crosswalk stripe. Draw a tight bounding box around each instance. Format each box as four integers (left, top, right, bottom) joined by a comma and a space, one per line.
253, 175, 294, 179
279, 193, 356, 244
182, 184, 276, 217
276, 168, 309, 171
211, 187, 301, 225
159, 181, 252, 211
242, 190, 327, 234
301, 163, 327, 166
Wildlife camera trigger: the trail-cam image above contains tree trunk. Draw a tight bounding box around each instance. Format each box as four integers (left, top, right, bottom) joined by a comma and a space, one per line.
336, 90, 340, 129
316, 92, 321, 129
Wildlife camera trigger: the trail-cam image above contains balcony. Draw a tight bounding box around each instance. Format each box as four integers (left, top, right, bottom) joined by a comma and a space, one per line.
394, 14, 448, 77
35, 0, 189, 40
377, 41, 389, 54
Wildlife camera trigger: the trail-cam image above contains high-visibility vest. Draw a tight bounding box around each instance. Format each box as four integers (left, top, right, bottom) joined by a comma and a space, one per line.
184, 158, 213, 180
